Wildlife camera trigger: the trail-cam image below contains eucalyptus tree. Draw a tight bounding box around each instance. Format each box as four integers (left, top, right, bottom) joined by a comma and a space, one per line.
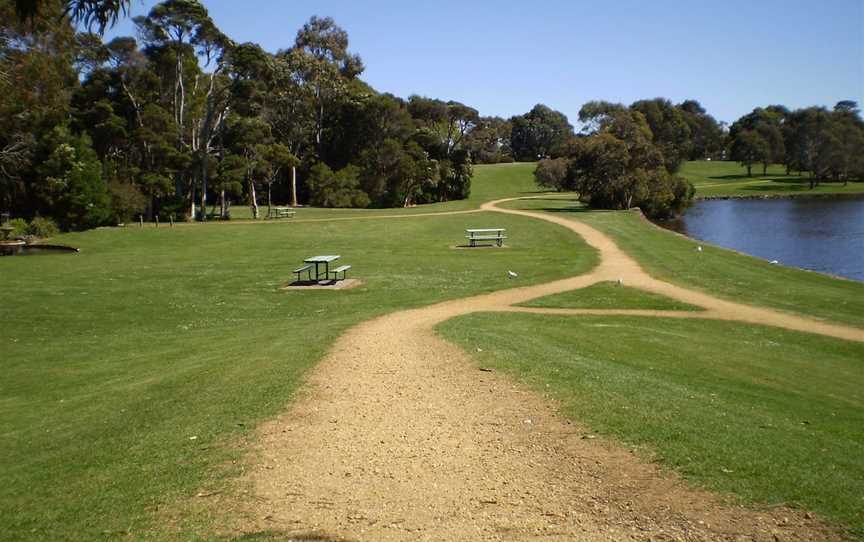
539, 109, 693, 218
729, 130, 769, 177
677, 99, 724, 160
510, 104, 574, 161
15, 0, 130, 32
134, 0, 233, 219
291, 16, 364, 159
630, 98, 692, 172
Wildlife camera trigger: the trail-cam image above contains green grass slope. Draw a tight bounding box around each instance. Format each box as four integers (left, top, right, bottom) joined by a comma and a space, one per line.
438, 313, 864, 537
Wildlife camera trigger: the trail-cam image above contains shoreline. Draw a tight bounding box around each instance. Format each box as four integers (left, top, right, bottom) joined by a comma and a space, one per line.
696, 190, 864, 201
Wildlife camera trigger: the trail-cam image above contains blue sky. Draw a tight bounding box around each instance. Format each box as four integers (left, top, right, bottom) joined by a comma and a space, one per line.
107, 0, 863, 124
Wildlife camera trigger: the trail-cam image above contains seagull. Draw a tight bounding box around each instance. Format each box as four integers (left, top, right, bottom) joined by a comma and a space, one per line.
507, 270, 518, 279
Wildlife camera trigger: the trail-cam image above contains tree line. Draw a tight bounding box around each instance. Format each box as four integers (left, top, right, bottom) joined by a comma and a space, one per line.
531, 98, 863, 218
728, 101, 864, 186
1, 1, 486, 230
3, 1, 861, 229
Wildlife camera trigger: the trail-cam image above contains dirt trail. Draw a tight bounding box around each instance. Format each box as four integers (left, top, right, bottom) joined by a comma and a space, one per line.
230, 198, 859, 541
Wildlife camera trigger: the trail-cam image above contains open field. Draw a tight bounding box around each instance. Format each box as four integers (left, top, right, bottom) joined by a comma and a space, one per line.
3, 162, 864, 540
681, 160, 864, 198
438, 313, 864, 537
0, 209, 592, 540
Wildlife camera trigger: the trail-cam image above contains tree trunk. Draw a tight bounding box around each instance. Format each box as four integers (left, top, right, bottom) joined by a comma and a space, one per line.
267, 182, 272, 217
249, 179, 259, 219
200, 160, 208, 222
290, 166, 298, 207
189, 186, 196, 221
220, 189, 226, 219
746, 164, 752, 177
763, 163, 768, 175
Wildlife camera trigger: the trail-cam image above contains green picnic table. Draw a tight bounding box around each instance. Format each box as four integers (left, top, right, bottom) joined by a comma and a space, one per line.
465, 228, 507, 247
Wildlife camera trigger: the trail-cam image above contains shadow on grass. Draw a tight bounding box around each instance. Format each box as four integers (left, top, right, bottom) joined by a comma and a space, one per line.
709, 174, 807, 183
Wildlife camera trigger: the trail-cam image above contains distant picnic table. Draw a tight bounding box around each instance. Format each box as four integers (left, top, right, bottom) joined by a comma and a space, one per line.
466, 228, 507, 247
268, 206, 296, 219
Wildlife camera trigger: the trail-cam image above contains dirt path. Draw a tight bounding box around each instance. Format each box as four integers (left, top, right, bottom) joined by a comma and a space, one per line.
227, 199, 860, 541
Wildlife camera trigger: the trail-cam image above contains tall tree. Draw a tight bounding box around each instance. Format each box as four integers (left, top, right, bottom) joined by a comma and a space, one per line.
510, 104, 574, 161
630, 98, 692, 172
729, 130, 769, 177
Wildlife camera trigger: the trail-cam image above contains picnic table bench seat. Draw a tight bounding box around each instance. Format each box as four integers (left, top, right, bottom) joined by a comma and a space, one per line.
329, 265, 352, 281
293, 264, 313, 281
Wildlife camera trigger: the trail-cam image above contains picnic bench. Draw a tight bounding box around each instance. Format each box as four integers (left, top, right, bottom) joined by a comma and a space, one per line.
293, 264, 313, 282
269, 206, 296, 219
466, 228, 507, 247
294, 254, 351, 283
329, 265, 352, 281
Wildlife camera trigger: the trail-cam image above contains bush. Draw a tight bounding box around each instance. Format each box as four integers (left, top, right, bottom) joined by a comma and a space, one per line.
5, 218, 30, 237
534, 158, 570, 191
306, 163, 370, 208
29, 217, 60, 238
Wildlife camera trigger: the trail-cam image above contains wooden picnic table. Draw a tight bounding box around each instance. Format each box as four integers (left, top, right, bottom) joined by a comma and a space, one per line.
304, 254, 341, 281
466, 228, 507, 247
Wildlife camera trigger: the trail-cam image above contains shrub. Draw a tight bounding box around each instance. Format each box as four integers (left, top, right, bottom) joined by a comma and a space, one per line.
29, 217, 60, 238
5, 218, 30, 237
534, 158, 570, 191
306, 163, 370, 208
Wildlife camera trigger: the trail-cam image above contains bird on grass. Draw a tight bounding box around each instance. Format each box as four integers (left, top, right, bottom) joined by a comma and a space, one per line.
697, 246, 703, 252
508, 270, 518, 279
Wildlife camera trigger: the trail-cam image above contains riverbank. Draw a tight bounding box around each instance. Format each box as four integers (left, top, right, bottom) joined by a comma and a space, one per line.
682, 160, 864, 199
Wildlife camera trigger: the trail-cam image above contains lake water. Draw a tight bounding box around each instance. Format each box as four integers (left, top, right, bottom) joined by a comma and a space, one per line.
673, 197, 864, 282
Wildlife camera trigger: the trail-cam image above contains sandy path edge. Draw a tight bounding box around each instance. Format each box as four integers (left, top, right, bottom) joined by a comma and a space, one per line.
216, 198, 858, 541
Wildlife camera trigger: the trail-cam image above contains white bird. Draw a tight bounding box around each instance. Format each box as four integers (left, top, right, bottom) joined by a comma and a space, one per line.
697, 246, 703, 252
507, 270, 518, 279
769, 260, 779, 265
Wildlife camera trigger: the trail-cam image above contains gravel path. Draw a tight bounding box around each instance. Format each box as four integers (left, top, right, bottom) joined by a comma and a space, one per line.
228, 199, 860, 541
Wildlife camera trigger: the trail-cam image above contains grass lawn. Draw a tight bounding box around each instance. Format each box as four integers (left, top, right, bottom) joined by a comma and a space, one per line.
680, 160, 864, 198
519, 281, 702, 311
503, 197, 864, 328
4, 162, 863, 541
0, 209, 594, 541
437, 313, 864, 538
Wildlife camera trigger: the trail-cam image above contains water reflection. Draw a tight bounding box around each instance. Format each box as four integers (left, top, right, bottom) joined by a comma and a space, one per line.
673, 197, 864, 281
